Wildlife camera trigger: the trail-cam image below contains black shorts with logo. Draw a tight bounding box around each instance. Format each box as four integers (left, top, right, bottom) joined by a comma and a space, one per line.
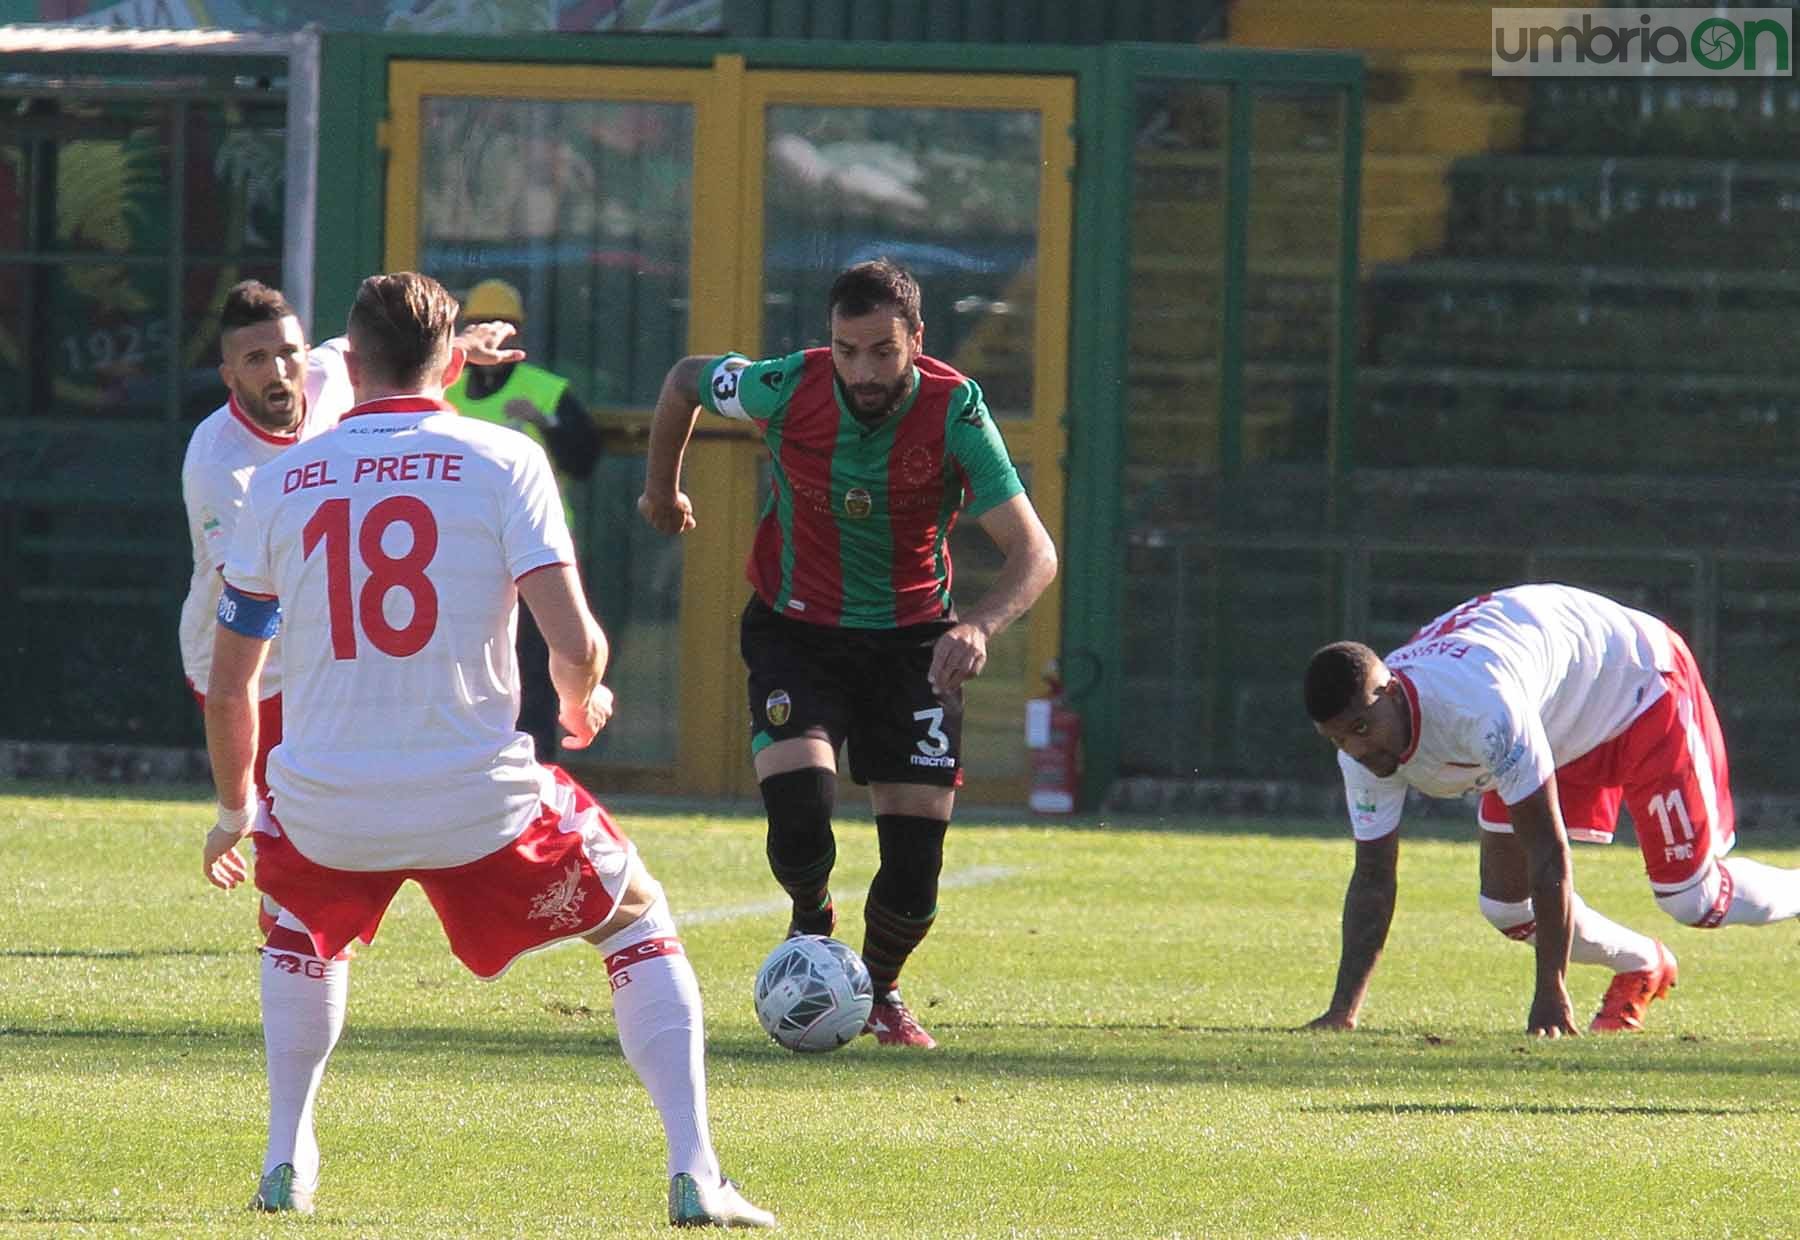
739, 595, 964, 787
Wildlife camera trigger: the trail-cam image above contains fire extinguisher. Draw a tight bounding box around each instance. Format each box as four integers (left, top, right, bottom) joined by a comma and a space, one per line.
1026, 659, 1082, 815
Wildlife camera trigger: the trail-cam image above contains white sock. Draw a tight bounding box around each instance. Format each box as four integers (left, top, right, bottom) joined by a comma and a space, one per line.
597, 898, 720, 1185
1657, 856, 1800, 927
1478, 892, 1660, 973
260, 913, 347, 1190
1718, 857, 1800, 924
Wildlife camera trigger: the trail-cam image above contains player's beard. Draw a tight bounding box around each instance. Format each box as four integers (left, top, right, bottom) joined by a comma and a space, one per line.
841, 372, 911, 420
236, 380, 304, 434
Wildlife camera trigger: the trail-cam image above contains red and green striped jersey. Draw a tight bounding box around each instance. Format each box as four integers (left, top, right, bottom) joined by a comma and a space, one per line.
699, 348, 1024, 629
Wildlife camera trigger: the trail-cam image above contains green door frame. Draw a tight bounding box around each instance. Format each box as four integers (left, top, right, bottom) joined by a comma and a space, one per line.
1062, 46, 1363, 808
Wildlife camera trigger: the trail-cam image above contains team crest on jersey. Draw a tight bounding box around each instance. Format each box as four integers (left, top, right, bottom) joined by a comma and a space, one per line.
765, 690, 792, 727
527, 862, 588, 930
900, 443, 935, 487
843, 487, 873, 519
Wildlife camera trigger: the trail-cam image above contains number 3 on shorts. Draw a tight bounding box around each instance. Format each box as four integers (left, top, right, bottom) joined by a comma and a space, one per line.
913, 707, 949, 757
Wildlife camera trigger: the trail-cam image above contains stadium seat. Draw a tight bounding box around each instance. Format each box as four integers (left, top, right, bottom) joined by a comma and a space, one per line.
1525, 79, 1800, 159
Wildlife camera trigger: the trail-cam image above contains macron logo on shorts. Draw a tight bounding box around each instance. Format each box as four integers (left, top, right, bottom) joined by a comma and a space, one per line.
909, 754, 958, 768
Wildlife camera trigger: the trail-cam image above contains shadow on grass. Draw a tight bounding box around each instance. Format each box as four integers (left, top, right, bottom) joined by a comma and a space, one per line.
10, 1020, 1800, 1094
13, 782, 1800, 849
0, 1206, 279, 1228
1311, 1101, 1747, 1117
0, 1025, 170, 1041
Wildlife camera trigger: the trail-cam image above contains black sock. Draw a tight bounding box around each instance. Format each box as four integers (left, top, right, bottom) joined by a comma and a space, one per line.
790, 892, 836, 937
760, 767, 837, 922
862, 812, 949, 994
862, 896, 936, 998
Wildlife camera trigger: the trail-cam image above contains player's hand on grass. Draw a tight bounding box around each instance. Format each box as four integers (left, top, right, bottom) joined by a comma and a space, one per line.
1527, 986, 1579, 1038
204, 805, 253, 890
637, 490, 696, 535
558, 683, 615, 750
1305, 1009, 1358, 1031
929, 623, 989, 695
456, 320, 526, 366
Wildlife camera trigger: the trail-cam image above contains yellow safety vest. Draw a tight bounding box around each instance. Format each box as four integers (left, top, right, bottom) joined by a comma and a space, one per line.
447, 363, 580, 530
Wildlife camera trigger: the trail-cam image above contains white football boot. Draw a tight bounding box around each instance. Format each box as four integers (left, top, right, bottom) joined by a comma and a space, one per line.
249, 1163, 315, 1214
668, 1172, 776, 1228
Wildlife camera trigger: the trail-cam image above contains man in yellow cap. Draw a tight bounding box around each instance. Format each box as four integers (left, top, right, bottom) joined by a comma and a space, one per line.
448, 277, 601, 759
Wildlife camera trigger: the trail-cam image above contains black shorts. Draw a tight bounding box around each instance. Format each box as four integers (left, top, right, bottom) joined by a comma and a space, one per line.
739, 596, 964, 787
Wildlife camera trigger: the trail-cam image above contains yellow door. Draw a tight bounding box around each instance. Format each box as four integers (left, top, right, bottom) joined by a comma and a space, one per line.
384, 58, 1072, 804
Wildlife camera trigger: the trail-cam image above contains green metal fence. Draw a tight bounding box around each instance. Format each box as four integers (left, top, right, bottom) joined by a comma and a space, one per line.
1, 59, 290, 746
1062, 46, 1364, 806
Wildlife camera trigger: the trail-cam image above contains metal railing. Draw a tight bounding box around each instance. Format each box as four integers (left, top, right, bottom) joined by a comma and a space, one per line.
1118, 521, 1800, 790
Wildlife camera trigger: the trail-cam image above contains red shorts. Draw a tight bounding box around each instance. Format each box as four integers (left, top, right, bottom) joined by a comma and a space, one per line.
1479, 629, 1735, 890
251, 765, 632, 979
190, 685, 283, 795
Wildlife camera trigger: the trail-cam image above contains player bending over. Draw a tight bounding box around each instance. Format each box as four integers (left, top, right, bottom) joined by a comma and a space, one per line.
1305, 583, 1800, 1037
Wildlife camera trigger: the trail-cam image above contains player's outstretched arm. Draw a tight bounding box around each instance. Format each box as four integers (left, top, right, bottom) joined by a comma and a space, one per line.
202, 625, 270, 890
519, 563, 612, 749
1507, 779, 1579, 1037
1305, 831, 1400, 1031
637, 355, 708, 535
930, 494, 1058, 695
456, 320, 527, 367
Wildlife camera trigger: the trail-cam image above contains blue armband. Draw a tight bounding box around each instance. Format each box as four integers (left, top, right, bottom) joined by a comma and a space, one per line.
217, 584, 282, 639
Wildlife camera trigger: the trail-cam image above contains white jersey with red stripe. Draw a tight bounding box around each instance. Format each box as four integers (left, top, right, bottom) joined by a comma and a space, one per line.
222, 394, 575, 871
179, 338, 353, 697
1341, 584, 1676, 841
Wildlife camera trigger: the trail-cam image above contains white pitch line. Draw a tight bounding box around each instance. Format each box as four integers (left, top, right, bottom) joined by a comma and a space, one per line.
674, 864, 1018, 927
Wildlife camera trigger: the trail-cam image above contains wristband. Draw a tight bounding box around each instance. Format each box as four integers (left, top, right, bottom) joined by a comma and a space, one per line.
212, 804, 254, 840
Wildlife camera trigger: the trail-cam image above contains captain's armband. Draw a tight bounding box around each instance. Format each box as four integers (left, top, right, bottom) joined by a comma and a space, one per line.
217, 583, 281, 639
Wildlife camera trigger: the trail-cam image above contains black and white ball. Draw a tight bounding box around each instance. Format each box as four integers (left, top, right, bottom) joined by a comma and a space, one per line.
752, 935, 874, 1053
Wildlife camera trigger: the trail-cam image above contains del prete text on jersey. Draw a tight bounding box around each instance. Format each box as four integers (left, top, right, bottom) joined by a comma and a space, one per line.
282, 452, 466, 494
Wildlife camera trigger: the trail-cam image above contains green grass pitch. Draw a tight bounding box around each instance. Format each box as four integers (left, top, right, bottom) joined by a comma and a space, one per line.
3, 784, 1799, 1238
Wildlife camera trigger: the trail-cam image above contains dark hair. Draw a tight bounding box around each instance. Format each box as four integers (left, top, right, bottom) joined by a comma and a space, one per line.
1304, 641, 1382, 722
219, 280, 296, 335
827, 258, 922, 332
347, 271, 460, 390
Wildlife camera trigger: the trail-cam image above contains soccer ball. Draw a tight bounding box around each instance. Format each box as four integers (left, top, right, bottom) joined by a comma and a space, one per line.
752, 934, 874, 1053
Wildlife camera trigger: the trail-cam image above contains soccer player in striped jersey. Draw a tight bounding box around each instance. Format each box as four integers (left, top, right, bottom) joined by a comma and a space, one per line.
639, 259, 1058, 1049
1306, 584, 1800, 1037
201, 273, 771, 1227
